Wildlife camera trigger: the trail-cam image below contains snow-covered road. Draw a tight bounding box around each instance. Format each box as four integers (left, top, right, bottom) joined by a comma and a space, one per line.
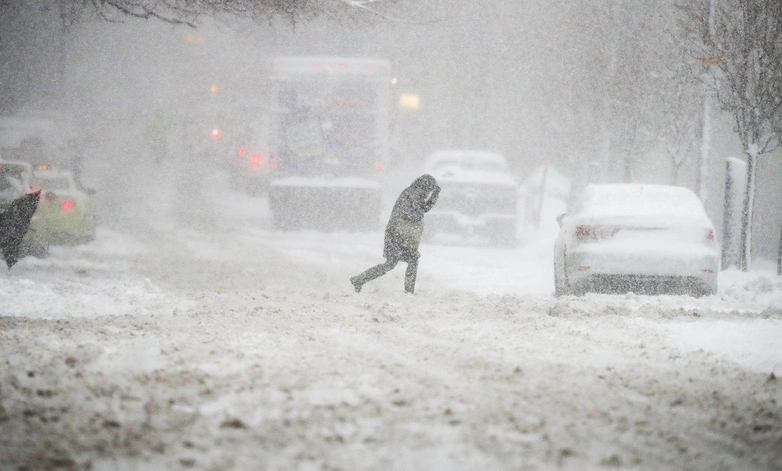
1, 186, 781, 471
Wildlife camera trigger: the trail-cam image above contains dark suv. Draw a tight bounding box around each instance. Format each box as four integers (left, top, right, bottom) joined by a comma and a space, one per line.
422, 150, 519, 247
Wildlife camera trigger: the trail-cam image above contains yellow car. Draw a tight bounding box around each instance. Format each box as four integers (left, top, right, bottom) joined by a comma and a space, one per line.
31, 168, 97, 245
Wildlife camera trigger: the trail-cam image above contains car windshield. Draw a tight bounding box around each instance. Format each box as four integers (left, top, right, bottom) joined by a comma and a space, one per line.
32, 177, 70, 191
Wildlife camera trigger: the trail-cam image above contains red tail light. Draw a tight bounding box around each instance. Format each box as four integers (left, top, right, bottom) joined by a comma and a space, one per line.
61, 200, 75, 211
575, 225, 596, 240
238, 147, 247, 156
251, 153, 262, 167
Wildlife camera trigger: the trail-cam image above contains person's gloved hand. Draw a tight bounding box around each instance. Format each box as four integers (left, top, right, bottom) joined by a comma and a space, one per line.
427, 185, 441, 202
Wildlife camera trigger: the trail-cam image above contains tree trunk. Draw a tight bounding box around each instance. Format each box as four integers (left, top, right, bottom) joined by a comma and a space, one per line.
721, 160, 733, 269
739, 149, 757, 271
671, 158, 684, 186
777, 220, 781, 276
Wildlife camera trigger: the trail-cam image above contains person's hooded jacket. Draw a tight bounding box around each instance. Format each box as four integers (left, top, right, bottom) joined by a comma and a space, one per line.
383, 174, 440, 262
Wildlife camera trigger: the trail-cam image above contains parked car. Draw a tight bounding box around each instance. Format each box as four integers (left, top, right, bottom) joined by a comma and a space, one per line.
553, 184, 719, 297
0, 160, 48, 257
423, 150, 519, 247
30, 168, 97, 245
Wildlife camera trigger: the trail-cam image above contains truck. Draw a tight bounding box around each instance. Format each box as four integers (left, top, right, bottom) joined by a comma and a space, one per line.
267, 57, 392, 231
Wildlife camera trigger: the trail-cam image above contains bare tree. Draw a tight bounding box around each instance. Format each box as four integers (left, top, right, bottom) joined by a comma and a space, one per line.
555, 1, 662, 184
54, 0, 401, 28
653, 11, 702, 186
659, 88, 699, 186
764, 2, 782, 276
685, 0, 782, 271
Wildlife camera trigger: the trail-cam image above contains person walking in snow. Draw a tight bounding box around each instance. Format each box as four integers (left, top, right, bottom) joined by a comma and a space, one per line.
351, 174, 441, 294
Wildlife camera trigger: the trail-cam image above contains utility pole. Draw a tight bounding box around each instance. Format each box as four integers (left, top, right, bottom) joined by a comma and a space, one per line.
697, 0, 717, 205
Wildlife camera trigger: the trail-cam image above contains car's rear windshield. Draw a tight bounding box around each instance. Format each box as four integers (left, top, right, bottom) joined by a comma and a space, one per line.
32, 177, 70, 191
579, 185, 705, 219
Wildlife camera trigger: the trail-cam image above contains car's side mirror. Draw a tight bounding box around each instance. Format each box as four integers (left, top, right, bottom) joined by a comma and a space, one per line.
556, 213, 567, 227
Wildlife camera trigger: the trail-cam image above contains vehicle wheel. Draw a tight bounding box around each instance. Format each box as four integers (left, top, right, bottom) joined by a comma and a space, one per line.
490, 222, 517, 248
560, 272, 586, 296
554, 275, 567, 297
25, 241, 49, 259
692, 285, 717, 298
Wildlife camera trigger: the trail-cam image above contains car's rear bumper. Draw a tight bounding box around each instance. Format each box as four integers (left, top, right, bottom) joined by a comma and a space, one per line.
570, 274, 715, 296
565, 248, 719, 295
32, 211, 97, 245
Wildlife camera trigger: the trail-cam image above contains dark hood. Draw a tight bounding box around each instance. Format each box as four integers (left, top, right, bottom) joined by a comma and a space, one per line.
410, 174, 437, 192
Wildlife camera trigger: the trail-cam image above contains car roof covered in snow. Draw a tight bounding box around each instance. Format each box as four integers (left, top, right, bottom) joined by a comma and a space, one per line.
424, 150, 516, 186
577, 184, 709, 221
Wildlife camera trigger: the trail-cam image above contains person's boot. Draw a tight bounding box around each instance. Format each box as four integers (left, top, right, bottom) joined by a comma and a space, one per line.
404, 261, 418, 294
350, 276, 363, 293
350, 260, 398, 293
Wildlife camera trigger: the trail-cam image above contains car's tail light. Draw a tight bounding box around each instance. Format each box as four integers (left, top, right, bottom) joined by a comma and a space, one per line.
575, 225, 617, 241
61, 200, 75, 211
251, 153, 262, 167
238, 147, 247, 156
576, 225, 596, 240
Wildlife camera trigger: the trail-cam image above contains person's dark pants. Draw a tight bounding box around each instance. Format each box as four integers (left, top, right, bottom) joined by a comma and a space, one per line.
351, 256, 419, 293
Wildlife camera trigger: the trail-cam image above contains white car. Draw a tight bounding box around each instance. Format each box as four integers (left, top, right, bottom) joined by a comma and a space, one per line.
554, 184, 720, 297
423, 150, 519, 247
